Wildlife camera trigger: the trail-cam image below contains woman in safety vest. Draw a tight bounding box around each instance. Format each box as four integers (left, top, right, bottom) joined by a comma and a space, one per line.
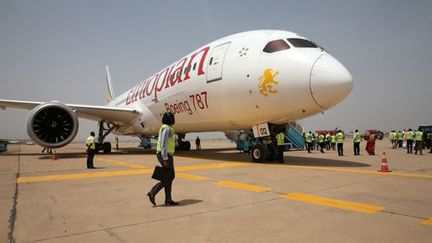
147, 112, 179, 206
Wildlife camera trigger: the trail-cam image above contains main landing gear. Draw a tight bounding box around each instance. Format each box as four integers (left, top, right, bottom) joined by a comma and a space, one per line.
176, 134, 191, 151
95, 120, 118, 153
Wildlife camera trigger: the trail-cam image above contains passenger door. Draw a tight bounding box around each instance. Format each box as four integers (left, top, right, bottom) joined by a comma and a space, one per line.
206, 42, 230, 83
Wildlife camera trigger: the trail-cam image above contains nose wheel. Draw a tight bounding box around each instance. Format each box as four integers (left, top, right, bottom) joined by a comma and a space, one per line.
176, 134, 191, 151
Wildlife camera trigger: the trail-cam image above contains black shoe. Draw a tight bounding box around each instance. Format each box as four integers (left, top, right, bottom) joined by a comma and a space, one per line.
147, 192, 156, 206
87, 167, 96, 169
165, 200, 179, 206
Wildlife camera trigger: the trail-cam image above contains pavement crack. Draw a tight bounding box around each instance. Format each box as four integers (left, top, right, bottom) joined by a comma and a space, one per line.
8, 145, 21, 243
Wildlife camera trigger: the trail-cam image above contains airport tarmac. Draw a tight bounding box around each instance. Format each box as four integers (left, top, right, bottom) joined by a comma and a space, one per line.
1, 139, 431, 243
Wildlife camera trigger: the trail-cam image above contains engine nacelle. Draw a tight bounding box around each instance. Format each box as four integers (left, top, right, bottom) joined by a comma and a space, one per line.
27, 102, 79, 148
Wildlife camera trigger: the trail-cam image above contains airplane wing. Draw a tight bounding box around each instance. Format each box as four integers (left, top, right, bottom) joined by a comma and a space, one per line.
0, 99, 139, 125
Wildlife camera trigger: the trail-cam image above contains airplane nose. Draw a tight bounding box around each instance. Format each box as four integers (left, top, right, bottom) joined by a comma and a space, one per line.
310, 54, 353, 109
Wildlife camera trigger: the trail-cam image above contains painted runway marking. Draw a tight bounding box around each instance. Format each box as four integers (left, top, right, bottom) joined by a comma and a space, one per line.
96, 158, 147, 169
177, 173, 210, 181
216, 181, 271, 192
17, 162, 250, 183
281, 193, 384, 214
267, 164, 432, 180
422, 218, 432, 225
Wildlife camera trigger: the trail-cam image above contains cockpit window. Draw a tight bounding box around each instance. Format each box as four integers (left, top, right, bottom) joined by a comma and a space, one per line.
287, 38, 318, 48
263, 39, 290, 53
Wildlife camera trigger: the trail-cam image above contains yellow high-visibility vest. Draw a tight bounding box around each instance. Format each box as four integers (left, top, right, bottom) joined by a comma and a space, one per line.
353, 132, 361, 143
86, 136, 96, 150
156, 124, 176, 154
336, 132, 344, 144
276, 132, 285, 145
415, 131, 423, 141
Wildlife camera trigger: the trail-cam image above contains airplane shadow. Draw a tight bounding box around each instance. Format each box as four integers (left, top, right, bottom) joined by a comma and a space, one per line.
1, 147, 371, 168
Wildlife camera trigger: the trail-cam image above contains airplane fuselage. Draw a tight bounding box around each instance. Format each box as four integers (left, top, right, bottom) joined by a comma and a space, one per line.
111, 30, 353, 136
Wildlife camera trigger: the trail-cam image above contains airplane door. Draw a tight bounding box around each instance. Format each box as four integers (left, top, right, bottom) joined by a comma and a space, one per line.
206, 42, 230, 83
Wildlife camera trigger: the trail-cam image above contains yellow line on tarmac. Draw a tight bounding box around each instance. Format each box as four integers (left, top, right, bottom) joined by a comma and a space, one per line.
422, 218, 432, 225
216, 181, 271, 192
17, 169, 153, 183
281, 193, 384, 214
177, 173, 210, 181
17, 162, 250, 184
96, 158, 147, 169
272, 164, 432, 180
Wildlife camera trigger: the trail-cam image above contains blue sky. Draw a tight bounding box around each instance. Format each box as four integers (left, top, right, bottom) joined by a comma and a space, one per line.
1, 0, 431, 140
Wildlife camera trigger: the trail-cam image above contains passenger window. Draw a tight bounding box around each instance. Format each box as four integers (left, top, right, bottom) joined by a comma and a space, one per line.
287, 38, 318, 48
263, 39, 290, 53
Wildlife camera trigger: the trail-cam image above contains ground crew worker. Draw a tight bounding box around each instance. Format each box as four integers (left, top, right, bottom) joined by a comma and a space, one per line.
325, 133, 331, 150
353, 129, 361, 155
414, 129, 424, 155
305, 131, 313, 153
397, 131, 403, 148
406, 128, 414, 154
336, 130, 344, 156
426, 132, 431, 150
390, 130, 398, 149
85, 132, 96, 169
195, 136, 201, 150
276, 131, 286, 163
331, 133, 336, 150
311, 133, 316, 151
147, 112, 179, 206
318, 133, 325, 153
430, 133, 432, 153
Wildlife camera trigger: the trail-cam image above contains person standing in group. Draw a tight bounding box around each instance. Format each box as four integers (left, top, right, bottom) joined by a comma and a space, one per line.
331, 133, 336, 150
353, 129, 361, 155
414, 129, 424, 155
318, 133, 325, 153
85, 132, 96, 169
276, 130, 286, 163
390, 130, 398, 149
430, 133, 432, 153
406, 128, 414, 154
195, 136, 201, 150
147, 112, 178, 206
366, 131, 376, 155
336, 130, 344, 156
397, 131, 403, 148
305, 131, 313, 153
325, 133, 331, 150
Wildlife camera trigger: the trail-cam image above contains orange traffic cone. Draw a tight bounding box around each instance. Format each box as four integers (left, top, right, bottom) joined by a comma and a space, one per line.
378, 152, 391, 172
52, 150, 57, 160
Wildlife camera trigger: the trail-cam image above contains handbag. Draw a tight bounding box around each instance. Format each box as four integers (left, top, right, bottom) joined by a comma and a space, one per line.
151, 166, 174, 181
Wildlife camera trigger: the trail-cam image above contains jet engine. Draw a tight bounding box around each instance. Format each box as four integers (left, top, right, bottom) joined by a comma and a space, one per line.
26, 102, 79, 148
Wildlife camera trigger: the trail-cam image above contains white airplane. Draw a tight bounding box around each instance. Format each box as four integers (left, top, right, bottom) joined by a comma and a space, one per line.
0, 30, 353, 161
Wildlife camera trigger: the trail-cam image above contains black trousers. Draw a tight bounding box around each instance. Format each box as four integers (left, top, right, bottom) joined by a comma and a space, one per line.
150, 153, 175, 201
407, 140, 413, 154
337, 143, 344, 156
307, 142, 312, 153
319, 142, 325, 153
277, 145, 285, 162
354, 142, 360, 155
87, 149, 95, 168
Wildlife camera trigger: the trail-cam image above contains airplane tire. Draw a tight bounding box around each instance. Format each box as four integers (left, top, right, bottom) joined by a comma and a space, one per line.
184, 141, 191, 151
103, 142, 112, 153
251, 144, 267, 162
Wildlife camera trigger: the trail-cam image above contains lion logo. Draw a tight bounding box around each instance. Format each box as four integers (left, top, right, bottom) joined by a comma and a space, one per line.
258, 68, 279, 96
